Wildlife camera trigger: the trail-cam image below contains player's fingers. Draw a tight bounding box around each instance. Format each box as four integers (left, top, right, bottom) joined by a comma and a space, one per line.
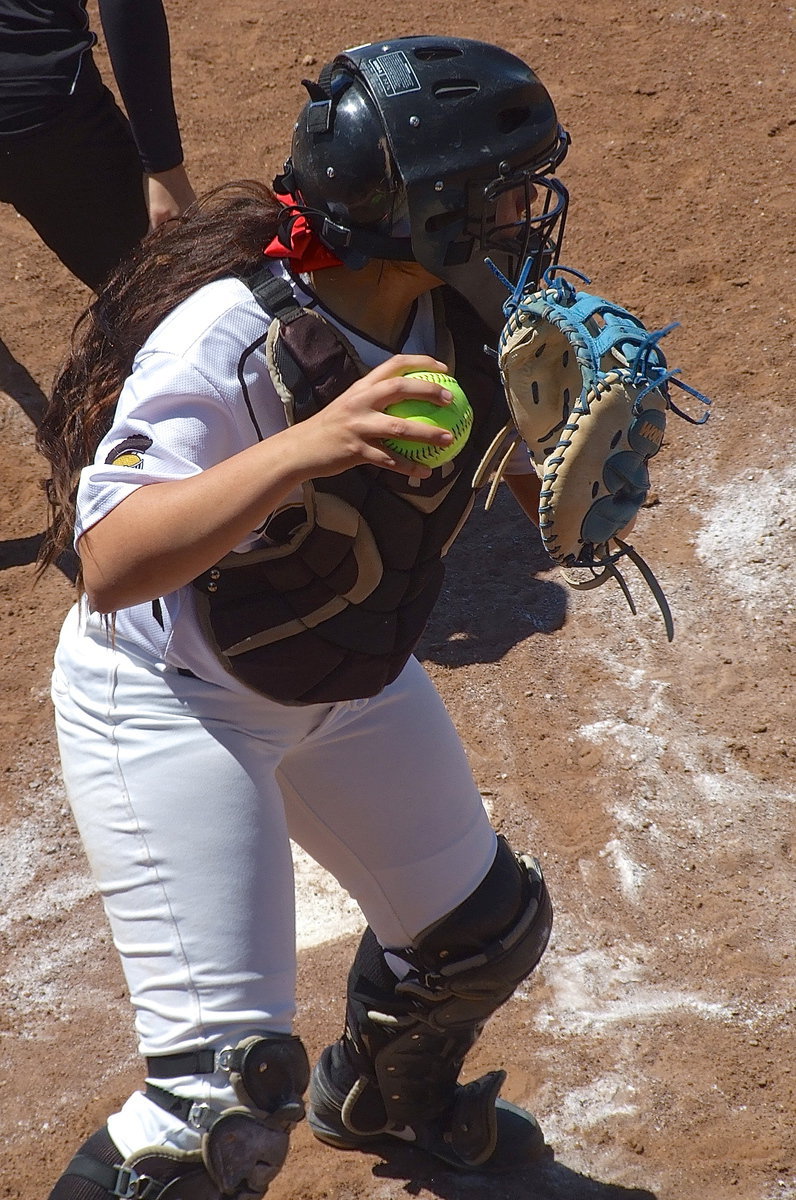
362, 358, 454, 406
353, 405, 454, 448
357, 441, 434, 478
382, 415, 454, 446
367, 373, 453, 412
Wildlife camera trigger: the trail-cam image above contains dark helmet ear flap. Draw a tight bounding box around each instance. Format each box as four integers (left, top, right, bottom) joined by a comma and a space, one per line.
286, 64, 404, 235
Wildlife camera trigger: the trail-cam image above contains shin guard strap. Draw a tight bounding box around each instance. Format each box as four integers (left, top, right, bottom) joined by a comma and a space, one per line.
60, 1156, 165, 1200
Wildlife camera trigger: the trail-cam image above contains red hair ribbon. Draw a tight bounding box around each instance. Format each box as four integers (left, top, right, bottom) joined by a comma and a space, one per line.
263, 193, 343, 271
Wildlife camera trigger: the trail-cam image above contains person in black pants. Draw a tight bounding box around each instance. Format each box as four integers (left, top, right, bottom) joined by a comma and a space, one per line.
0, 0, 195, 291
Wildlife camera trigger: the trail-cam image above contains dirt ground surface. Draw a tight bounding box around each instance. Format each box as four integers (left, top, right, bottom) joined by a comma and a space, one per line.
1, 2, 794, 1198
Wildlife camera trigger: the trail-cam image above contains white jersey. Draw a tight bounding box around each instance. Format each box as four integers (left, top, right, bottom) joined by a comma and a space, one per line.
74, 263, 532, 685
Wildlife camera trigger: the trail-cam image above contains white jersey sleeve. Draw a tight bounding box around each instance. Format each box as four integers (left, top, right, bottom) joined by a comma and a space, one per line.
69, 274, 306, 688
75, 275, 291, 549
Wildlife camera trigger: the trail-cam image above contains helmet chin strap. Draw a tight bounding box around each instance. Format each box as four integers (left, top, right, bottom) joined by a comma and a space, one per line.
263, 194, 345, 272
273, 173, 415, 270
316, 217, 415, 268
273, 163, 414, 269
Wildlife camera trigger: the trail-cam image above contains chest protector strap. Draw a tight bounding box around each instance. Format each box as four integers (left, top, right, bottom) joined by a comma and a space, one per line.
192, 269, 509, 705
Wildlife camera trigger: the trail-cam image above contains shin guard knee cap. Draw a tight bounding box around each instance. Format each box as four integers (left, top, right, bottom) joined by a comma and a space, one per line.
398, 839, 553, 1025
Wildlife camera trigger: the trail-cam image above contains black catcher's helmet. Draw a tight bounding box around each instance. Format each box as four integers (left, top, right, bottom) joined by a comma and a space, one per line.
274, 36, 570, 328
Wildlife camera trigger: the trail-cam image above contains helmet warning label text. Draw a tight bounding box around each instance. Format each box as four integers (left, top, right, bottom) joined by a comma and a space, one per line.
366, 51, 421, 97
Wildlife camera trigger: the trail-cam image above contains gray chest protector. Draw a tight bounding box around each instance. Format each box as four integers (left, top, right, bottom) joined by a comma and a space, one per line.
192, 270, 509, 705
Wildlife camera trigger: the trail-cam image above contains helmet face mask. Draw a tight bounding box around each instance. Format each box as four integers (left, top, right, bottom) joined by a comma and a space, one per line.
475, 171, 569, 287
279, 36, 570, 327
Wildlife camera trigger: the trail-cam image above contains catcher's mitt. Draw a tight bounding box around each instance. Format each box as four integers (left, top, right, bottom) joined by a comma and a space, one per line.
475, 264, 711, 640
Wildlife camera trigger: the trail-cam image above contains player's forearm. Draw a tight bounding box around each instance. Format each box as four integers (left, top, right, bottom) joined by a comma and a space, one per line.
144, 164, 197, 228
79, 427, 312, 613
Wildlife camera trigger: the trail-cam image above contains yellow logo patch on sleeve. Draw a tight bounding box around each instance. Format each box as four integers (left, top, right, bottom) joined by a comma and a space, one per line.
105, 435, 153, 469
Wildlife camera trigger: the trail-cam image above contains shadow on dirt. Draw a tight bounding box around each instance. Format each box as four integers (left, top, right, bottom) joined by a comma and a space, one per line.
0, 531, 45, 570
1, 336, 48, 425
0, 530, 78, 580
0, 339, 78, 581
369, 1147, 658, 1199
417, 486, 568, 668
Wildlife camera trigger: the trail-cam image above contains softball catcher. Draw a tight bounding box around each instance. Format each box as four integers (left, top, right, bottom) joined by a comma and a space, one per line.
35, 34, 655, 1198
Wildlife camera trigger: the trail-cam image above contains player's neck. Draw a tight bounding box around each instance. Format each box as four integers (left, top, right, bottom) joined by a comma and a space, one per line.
309, 259, 443, 349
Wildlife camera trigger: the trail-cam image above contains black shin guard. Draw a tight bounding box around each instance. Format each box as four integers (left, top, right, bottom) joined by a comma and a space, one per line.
48, 1128, 211, 1200
48, 1129, 122, 1200
310, 837, 552, 1168
48, 1034, 310, 1199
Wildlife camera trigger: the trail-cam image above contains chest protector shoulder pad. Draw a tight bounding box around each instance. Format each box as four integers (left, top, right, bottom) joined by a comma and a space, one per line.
192, 269, 509, 705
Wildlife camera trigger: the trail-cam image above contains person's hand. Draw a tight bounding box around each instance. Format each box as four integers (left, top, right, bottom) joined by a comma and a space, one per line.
295, 354, 456, 480
143, 164, 197, 229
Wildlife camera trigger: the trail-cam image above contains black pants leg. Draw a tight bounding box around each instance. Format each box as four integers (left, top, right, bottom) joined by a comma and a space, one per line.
0, 87, 149, 291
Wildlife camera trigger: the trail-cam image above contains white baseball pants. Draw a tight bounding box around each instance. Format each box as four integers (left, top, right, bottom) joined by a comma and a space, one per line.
52, 605, 497, 1153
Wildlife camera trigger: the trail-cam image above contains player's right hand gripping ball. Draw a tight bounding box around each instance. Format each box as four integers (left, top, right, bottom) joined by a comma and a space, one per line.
383, 372, 473, 467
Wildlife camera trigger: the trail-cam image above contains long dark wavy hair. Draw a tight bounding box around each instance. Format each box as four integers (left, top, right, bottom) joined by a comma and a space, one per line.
36, 180, 283, 578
